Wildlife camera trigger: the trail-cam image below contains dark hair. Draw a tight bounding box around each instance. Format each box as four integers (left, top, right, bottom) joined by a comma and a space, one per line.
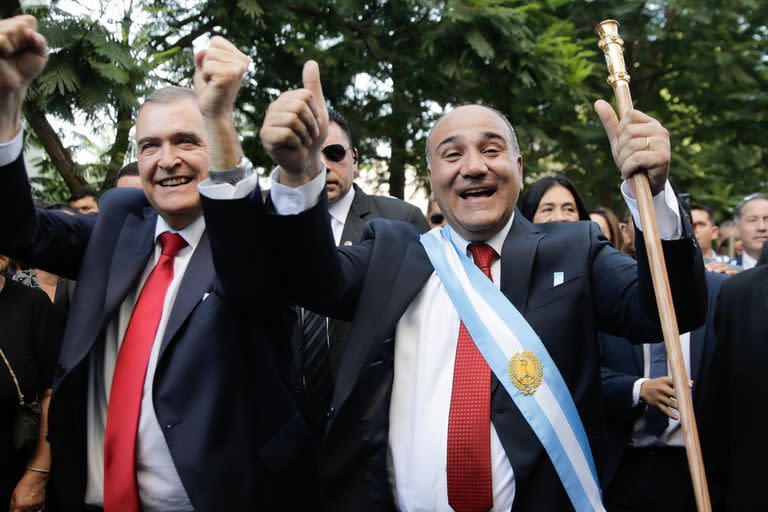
69, 187, 98, 203
327, 107, 357, 163
45, 202, 79, 215
117, 161, 140, 179
690, 203, 714, 224
519, 176, 590, 222
590, 206, 623, 251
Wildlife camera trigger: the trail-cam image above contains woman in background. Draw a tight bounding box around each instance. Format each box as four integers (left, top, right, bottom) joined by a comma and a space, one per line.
0, 254, 63, 512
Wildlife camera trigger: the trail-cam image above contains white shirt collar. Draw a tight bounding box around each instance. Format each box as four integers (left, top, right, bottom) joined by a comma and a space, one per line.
329, 184, 356, 226
742, 250, 758, 270
449, 212, 515, 257
154, 213, 206, 251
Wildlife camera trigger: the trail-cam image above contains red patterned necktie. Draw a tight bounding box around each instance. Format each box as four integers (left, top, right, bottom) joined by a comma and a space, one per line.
447, 242, 496, 512
103, 232, 187, 512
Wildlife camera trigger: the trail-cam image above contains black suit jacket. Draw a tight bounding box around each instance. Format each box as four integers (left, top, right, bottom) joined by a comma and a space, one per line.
328, 184, 428, 374
697, 265, 768, 511
0, 156, 314, 510
599, 271, 726, 488
203, 187, 707, 511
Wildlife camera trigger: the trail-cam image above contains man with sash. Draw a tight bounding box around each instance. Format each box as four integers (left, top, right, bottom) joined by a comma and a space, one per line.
201, 62, 707, 511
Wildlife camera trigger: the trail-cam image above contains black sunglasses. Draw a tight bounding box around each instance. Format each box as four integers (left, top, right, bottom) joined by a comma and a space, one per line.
430, 213, 444, 225
322, 144, 355, 163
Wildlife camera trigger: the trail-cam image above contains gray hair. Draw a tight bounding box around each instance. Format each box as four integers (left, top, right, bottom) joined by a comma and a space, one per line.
141, 86, 197, 109
425, 104, 520, 170
734, 192, 768, 221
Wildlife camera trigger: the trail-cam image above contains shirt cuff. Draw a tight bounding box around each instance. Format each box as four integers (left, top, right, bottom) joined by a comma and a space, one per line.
0, 127, 24, 167
632, 377, 650, 407
199, 171, 259, 200
268, 163, 326, 215
621, 180, 682, 240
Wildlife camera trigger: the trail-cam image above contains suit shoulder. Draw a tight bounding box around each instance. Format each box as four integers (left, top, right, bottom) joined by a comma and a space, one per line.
98, 187, 150, 215
365, 217, 422, 242
537, 219, 596, 239
719, 264, 767, 300
367, 193, 423, 218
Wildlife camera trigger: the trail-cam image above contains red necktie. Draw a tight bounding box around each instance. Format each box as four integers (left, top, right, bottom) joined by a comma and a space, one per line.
104, 232, 187, 512
447, 242, 496, 512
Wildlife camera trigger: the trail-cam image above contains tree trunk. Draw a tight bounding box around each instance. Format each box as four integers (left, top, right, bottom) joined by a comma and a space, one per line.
387, 68, 407, 200
101, 105, 133, 189
23, 105, 87, 193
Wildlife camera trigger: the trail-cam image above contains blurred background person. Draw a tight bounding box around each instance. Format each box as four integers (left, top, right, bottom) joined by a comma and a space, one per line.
115, 161, 142, 189
426, 192, 446, 229
732, 193, 768, 270
591, 206, 624, 251
0, 253, 64, 512
690, 204, 729, 263
716, 219, 742, 260
67, 188, 99, 214
520, 175, 590, 223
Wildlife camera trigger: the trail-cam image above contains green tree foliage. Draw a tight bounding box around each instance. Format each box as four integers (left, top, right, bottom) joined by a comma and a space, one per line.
8, 0, 766, 219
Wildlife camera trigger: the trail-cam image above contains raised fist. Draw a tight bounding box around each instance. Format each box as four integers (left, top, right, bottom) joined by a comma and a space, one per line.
259, 60, 328, 183
193, 36, 250, 120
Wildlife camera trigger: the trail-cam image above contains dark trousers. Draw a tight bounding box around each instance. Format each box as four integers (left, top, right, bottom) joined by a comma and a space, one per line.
604, 446, 696, 512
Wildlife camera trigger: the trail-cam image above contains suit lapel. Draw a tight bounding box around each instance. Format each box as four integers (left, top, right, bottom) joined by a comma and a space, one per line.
340, 185, 370, 245
158, 230, 215, 359
104, 208, 156, 320
499, 212, 544, 314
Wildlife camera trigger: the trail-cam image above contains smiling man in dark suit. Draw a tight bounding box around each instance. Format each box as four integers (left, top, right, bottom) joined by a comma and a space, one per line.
203, 62, 707, 510
0, 16, 312, 511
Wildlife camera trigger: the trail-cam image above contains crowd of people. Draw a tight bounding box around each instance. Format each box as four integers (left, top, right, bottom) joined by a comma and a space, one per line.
1, 13, 766, 512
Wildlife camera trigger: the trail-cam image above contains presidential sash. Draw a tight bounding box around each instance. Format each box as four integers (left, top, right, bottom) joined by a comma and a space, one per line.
420, 226, 604, 512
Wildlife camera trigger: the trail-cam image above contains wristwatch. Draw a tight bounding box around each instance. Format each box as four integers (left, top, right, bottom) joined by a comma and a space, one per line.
208, 155, 254, 185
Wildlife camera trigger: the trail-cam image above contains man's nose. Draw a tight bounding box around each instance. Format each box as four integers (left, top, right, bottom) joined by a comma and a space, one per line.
158, 145, 180, 170
462, 149, 488, 177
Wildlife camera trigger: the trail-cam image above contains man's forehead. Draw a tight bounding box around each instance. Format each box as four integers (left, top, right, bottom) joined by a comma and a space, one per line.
326, 121, 350, 145
431, 106, 511, 145
136, 98, 204, 137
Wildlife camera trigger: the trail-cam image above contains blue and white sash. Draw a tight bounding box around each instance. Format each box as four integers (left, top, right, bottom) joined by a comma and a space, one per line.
420, 227, 604, 512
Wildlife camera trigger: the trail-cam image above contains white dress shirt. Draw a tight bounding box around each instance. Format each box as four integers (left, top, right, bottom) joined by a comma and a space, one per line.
328, 185, 355, 246
85, 215, 205, 511
741, 251, 758, 270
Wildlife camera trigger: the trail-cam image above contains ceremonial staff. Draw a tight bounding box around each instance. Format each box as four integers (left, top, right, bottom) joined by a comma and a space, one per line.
596, 20, 711, 512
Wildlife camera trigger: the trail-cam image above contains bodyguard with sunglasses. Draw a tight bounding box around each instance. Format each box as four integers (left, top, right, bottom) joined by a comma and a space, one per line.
296, 108, 428, 432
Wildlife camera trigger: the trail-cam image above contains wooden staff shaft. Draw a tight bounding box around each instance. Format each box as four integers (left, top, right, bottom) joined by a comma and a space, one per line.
596, 20, 711, 512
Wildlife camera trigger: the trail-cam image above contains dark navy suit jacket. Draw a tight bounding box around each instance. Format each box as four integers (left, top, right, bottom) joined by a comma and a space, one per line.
599, 271, 727, 489
0, 155, 314, 510
202, 186, 707, 511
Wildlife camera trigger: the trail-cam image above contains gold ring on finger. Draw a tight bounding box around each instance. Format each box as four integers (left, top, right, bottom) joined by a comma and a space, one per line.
644, 136, 650, 151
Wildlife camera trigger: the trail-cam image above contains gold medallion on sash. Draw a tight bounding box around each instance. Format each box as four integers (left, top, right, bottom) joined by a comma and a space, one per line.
508, 351, 543, 395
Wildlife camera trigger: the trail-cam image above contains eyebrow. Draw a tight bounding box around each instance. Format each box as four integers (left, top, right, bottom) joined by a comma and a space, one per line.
436, 135, 461, 152
137, 132, 203, 147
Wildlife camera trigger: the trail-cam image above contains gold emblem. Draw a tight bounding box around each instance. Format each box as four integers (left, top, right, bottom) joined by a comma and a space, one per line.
508, 351, 543, 395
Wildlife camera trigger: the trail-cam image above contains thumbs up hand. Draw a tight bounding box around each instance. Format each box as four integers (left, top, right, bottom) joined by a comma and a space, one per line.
260, 60, 328, 185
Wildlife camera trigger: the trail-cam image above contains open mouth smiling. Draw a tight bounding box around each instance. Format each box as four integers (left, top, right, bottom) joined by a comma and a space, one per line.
459, 187, 495, 199
157, 176, 193, 187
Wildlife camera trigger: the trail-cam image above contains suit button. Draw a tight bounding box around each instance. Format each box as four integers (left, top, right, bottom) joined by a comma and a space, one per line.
55, 365, 66, 377
326, 407, 336, 419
